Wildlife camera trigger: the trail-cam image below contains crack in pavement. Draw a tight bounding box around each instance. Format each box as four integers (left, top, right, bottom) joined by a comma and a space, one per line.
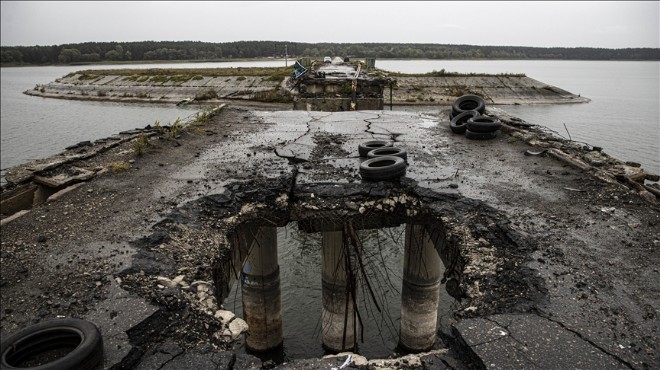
534, 312, 635, 369
484, 316, 543, 369
156, 350, 185, 370
362, 112, 402, 143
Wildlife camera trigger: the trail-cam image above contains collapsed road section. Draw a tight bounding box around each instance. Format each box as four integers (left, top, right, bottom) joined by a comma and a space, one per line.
1, 105, 658, 369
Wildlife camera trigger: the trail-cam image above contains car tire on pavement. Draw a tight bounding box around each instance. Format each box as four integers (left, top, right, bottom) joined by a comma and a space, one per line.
452, 95, 486, 116
358, 140, 393, 157
360, 156, 407, 181
450, 110, 480, 134
367, 147, 408, 161
466, 116, 502, 133
0, 318, 104, 370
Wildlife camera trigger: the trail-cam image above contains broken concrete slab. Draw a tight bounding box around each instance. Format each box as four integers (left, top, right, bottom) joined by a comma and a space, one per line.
33, 166, 97, 188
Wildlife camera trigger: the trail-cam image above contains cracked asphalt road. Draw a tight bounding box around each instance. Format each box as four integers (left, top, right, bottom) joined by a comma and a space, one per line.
1, 105, 658, 369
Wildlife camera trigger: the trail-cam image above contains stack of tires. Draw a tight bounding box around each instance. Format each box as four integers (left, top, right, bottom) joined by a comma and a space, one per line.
449, 95, 501, 140
358, 140, 408, 181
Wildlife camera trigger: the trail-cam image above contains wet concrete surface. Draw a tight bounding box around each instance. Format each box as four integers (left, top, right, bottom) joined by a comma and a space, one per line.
1, 105, 658, 369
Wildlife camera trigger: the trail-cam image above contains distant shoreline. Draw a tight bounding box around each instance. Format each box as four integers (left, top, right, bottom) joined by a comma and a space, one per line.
3, 57, 660, 69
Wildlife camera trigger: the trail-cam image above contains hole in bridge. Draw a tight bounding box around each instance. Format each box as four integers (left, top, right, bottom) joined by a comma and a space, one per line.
219, 214, 456, 363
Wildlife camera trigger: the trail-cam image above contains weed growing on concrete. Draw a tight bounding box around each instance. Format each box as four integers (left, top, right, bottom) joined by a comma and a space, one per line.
192, 111, 212, 126
132, 133, 151, 155
153, 120, 164, 135
166, 118, 184, 140
110, 161, 130, 171
236, 76, 246, 81
150, 75, 170, 83
97, 91, 107, 97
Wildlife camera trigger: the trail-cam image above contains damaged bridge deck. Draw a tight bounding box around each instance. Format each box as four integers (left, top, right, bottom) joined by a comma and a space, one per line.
0, 106, 658, 369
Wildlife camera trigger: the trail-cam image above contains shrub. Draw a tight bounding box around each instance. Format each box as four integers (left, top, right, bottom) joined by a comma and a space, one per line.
167, 118, 184, 140
192, 111, 212, 125
132, 133, 151, 155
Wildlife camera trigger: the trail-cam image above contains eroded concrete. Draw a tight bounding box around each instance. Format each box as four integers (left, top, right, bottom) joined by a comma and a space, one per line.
1, 105, 658, 369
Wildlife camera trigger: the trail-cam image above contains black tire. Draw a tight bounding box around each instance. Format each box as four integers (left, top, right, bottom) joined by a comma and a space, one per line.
367, 147, 408, 161
451, 95, 486, 116
358, 140, 393, 157
1, 318, 103, 370
360, 156, 406, 181
466, 116, 502, 133
449, 110, 480, 134
465, 129, 497, 140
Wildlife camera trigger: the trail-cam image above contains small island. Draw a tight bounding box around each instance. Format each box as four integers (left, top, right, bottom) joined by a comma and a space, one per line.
24, 61, 589, 109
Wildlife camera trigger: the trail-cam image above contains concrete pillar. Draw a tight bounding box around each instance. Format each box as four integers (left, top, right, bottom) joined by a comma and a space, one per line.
241, 226, 283, 352
400, 224, 442, 351
321, 230, 356, 352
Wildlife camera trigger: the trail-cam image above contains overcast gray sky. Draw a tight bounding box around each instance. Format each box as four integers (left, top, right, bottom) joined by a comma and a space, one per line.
1, 1, 658, 48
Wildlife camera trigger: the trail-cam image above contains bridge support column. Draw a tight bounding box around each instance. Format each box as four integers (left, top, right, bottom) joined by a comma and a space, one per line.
241, 226, 283, 352
400, 224, 442, 351
321, 230, 356, 352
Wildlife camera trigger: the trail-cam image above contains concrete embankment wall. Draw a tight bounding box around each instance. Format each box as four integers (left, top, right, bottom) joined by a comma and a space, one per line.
25, 73, 588, 105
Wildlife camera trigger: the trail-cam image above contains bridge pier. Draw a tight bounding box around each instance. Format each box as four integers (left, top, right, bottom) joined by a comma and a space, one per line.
241, 226, 283, 352
321, 230, 356, 352
399, 224, 442, 351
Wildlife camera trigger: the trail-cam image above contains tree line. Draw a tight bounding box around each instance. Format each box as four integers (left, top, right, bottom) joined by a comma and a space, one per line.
1, 40, 658, 65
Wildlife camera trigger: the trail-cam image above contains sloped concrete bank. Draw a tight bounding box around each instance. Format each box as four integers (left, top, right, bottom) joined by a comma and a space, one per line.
1, 105, 658, 369
24, 70, 588, 106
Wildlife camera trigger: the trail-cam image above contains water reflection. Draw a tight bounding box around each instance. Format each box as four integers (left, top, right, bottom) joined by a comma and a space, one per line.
225, 222, 453, 362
